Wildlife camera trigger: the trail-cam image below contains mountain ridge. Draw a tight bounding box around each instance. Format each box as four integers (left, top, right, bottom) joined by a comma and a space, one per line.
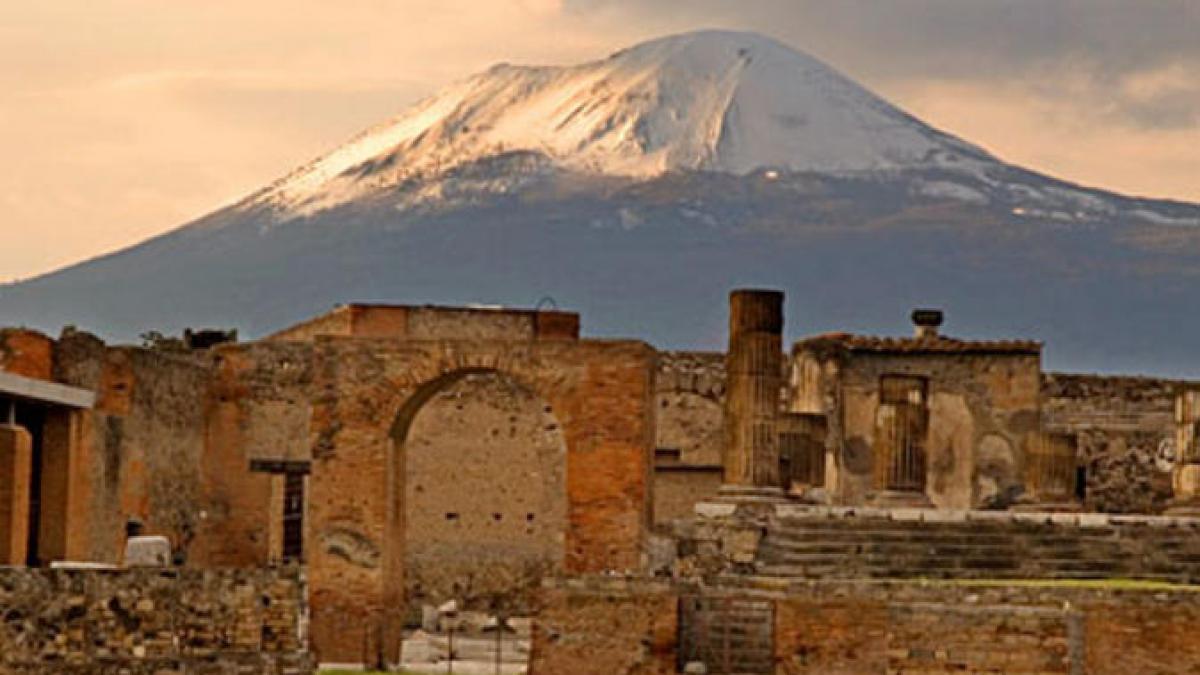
2, 30, 1198, 377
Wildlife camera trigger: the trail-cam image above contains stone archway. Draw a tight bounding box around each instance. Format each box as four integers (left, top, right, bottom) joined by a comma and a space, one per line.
391, 368, 568, 616
306, 338, 656, 665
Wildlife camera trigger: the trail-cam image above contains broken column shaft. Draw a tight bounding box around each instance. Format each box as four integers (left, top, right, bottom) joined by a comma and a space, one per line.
722, 289, 785, 497
1169, 388, 1200, 515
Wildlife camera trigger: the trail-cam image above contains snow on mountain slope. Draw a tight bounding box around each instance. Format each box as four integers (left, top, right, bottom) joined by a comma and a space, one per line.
255, 30, 995, 218
4, 30, 1200, 377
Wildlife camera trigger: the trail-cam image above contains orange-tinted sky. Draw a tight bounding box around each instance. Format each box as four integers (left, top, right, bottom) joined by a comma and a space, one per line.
2, 1, 1197, 282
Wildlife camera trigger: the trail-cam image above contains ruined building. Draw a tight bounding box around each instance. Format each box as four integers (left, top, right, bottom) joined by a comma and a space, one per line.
2, 292, 1200, 671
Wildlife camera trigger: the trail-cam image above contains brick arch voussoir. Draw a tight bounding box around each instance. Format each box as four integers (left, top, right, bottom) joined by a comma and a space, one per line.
382, 348, 581, 443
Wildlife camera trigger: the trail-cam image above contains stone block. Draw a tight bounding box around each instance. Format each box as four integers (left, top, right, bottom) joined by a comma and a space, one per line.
123, 536, 172, 567
694, 501, 737, 518
889, 508, 926, 522
1077, 513, 1111, 529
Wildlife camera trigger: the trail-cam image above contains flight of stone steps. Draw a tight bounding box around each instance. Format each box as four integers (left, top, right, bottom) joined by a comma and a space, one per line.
754, 509, 1200, 582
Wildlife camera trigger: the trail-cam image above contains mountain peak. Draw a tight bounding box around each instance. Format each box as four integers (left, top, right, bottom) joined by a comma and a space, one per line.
258, 30, 991, 217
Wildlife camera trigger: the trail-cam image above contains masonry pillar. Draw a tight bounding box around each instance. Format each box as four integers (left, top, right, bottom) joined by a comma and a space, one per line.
0, 423, 33, 565
1169, 389, 1200, 515
721, 289, 785, 499
1020, 432, 1080, 511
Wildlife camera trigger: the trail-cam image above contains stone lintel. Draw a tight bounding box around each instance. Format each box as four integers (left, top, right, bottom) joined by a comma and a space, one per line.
0, 371, 95, 409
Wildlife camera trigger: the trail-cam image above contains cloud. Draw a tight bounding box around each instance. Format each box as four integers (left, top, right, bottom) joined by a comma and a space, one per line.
0, 0, 1197, 281
565, 0, 1200, 75
561, 0, 1200, 129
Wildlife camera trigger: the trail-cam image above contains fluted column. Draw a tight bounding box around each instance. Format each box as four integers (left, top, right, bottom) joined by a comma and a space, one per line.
721, 289, 785, 498
1169, 389, 1200, 515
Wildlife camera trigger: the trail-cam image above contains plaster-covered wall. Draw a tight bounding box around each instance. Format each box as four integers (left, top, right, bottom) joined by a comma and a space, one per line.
793, 351, 1041, 508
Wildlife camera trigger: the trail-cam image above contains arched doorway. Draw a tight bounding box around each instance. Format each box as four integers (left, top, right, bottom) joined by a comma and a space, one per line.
307, 337, 655, 665
391, 369, 567, 616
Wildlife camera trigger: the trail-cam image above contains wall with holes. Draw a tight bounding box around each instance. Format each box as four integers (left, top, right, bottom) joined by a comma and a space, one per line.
307, 337, 656, 664
403, 371, 567, 613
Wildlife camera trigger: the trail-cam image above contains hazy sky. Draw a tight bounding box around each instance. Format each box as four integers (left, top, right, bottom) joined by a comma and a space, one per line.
2, 1, 1197, 282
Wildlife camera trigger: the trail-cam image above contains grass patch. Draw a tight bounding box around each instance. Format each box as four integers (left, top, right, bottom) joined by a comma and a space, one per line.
320, 671, 418, 675
933, 577, 1200, 592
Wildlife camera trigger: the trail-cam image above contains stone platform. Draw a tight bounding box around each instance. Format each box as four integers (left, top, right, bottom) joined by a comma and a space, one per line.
681, 502, 1200, 584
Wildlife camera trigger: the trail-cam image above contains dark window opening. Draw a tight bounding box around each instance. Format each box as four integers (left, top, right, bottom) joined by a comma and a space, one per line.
281, 472, 304, 562
1074, 465, 1087, 502
12, 401, 48, 567
780, 431, 824, 487
878, 375, 929, 493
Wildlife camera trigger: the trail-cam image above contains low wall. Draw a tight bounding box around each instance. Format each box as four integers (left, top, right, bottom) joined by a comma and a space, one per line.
1042, 373, 1182, 513
532, 577, 1200, 675
0, 566, 310, 674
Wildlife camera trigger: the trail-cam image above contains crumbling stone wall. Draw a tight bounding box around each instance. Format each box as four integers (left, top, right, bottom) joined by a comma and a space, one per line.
654, 352, 725, 524
1043, 373, 1181, 513
403, 371, 567, 614
535, 577, 1200, 675
50, 331, 213, 565
655, 352, 725, 466
0, 566, 310, 674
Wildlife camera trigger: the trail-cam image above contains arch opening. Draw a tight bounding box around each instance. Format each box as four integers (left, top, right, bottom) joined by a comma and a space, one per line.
388, 368, 567, 620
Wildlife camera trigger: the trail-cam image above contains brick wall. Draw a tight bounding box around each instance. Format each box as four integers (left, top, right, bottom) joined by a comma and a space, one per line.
403, 371, 567, 614
536, 577, 1200, 675
530, 581, 677, 675
195, 341, 314, 567
267, 304, 580, 343
306, 337, 656, 664
0, 329, 54, 380
0, 566, 310, 674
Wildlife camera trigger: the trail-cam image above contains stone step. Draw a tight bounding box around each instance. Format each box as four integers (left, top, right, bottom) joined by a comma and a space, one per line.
768, 523, 1022, 538
763, 538, 1019, 556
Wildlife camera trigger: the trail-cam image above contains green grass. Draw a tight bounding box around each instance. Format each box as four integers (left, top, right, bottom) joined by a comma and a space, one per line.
892, 577, 1200, 592
319, 671, 417, 674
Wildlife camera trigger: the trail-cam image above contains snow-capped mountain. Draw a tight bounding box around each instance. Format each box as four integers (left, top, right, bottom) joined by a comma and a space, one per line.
255, 31, 992, 217
2, 31, 1199, 375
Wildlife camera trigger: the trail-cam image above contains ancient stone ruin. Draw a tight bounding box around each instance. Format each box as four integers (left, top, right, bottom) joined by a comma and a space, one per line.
2, 292, 1199, 673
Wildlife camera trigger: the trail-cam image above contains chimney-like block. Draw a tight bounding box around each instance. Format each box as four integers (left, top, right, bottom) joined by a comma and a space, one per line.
724, 289, 785, 492
911, 308, 944, 339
